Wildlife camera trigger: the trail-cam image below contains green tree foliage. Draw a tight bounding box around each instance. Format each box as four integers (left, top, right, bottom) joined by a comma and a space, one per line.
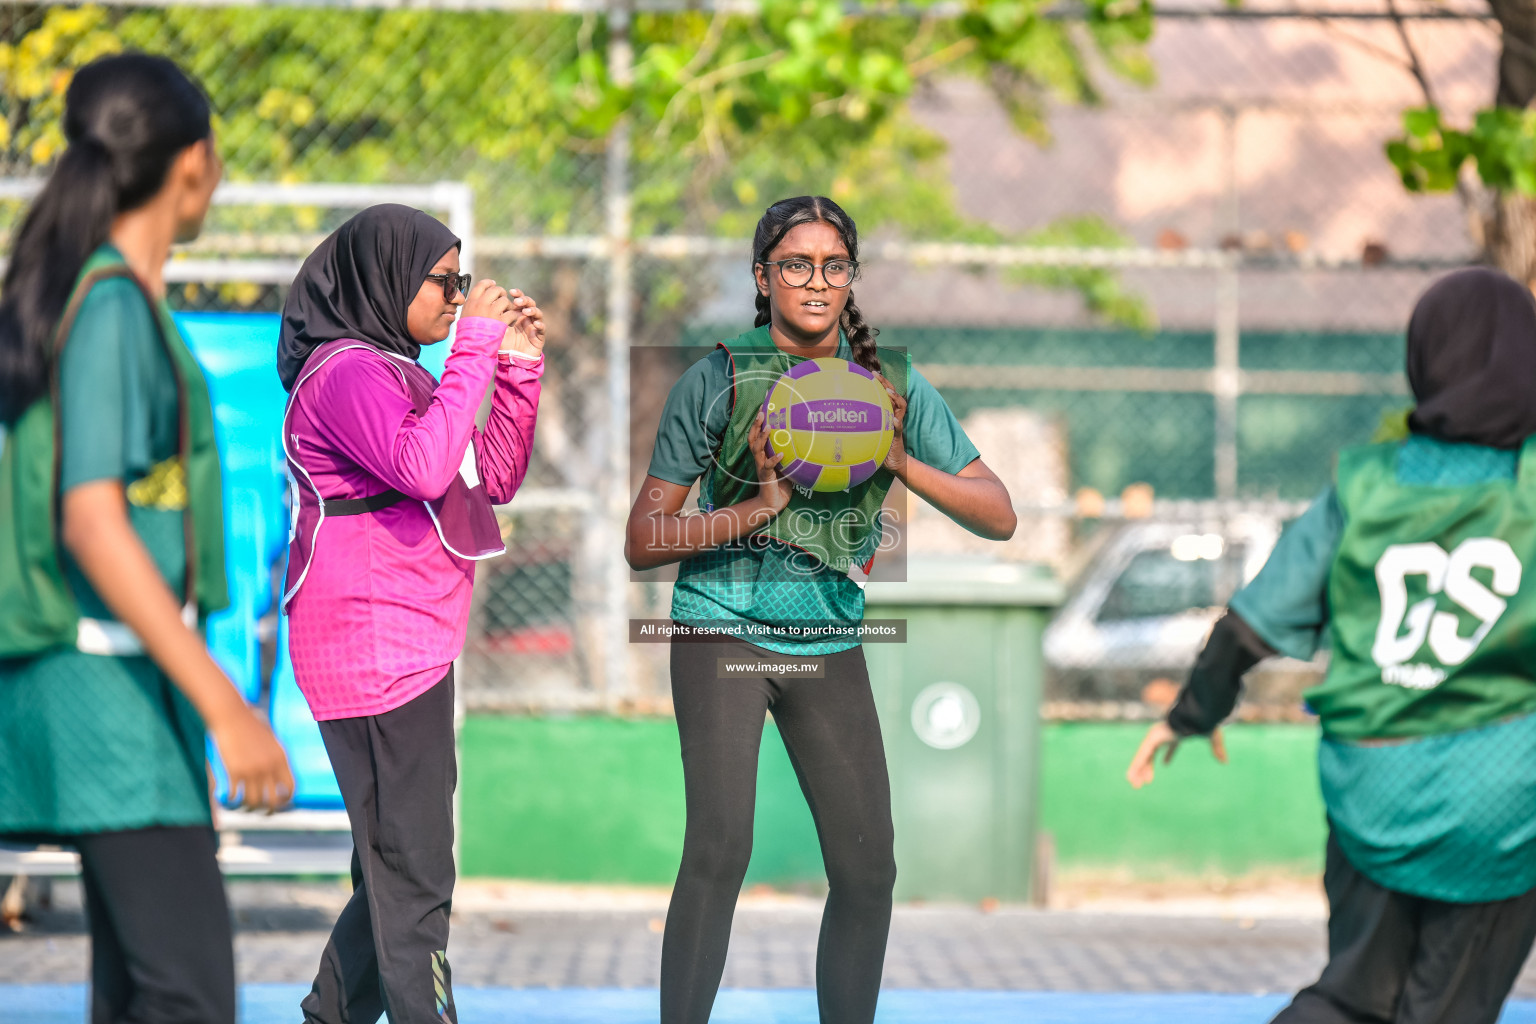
1381, 0, 1536, 282
1387, 105, 1536, 196
0, 0, 1155, 322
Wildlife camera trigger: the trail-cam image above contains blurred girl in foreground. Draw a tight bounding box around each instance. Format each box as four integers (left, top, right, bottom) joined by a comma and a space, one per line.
0, 53, 292, 1024
1129, 267, 1536, 1024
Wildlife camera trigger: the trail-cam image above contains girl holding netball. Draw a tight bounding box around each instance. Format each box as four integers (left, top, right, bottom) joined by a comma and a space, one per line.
1128, 267, 1536, 1024
0, 54, 292, 1023
626, 195, 1016, 1024
279, 205, 544, 1024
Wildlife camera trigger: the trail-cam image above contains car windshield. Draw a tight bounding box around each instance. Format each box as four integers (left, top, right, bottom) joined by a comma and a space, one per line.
1096, 539, 1250, 622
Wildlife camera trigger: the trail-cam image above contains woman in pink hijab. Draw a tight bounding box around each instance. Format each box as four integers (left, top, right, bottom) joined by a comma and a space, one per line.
277, 204, 544, 1024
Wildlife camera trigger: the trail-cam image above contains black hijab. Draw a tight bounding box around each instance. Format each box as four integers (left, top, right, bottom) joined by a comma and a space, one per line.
278, 204, 461, 391
1406, 266, 1536, 449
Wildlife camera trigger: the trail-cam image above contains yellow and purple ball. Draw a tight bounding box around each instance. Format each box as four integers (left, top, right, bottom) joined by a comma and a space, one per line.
761, 357, 895, 493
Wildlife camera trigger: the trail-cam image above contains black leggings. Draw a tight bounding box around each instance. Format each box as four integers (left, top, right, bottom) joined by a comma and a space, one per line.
1271, 832, 1536, 1024
74, 825, 236, 1024
302, 670, 458, 1024
662, 637, 897, 1024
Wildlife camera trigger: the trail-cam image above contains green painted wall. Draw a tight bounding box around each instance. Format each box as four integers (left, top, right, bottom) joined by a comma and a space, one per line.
459, 715, 819, 884
459, 717, 1326, 883
1039, 722, 1326, 877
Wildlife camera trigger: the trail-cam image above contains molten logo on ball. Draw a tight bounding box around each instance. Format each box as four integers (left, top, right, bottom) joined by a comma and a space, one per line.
806, 401, 872, 427
761, 357, 895, 493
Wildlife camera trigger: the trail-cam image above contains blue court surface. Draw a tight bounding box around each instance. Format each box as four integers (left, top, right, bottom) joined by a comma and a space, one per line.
4, 987, 1536, 1023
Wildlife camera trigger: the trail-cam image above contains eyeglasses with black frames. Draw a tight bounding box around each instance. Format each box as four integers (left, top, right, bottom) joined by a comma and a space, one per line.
759, 259, 858, 289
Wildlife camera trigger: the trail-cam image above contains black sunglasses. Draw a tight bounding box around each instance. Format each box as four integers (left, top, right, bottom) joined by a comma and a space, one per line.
425, 272, 472, 301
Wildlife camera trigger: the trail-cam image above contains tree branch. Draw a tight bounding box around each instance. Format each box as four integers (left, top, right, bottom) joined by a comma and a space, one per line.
1385, 0, 1440, 109
1386, 0, 1485, 236
907, 35, 978, 79
1305, 15, 1415, 75
678, 8, 730, 80
653, 49, 785, 141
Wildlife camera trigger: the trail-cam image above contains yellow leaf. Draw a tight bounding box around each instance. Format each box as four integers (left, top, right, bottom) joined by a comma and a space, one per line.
256, 90, 280, 120
29, 29, 57, 62
29, 134, 57, 165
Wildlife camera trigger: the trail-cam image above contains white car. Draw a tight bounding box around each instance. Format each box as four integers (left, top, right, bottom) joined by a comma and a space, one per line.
1044, 516, 1325, 708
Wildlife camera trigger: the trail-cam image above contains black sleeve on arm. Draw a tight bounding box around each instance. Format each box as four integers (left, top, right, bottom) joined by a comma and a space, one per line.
1166, 610, 1277, 737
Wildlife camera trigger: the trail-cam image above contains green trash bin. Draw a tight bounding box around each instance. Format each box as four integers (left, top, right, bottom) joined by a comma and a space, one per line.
862, 555, 1064, 904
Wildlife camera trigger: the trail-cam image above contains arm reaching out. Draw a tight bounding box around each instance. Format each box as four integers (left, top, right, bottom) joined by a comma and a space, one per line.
1126, 611, 1276, 789
1126, 721, 1229, 790
1126, 487, 1340, 789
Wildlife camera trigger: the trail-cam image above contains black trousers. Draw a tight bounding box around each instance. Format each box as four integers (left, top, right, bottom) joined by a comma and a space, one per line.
1272, 832, 1536, 1024
662, 637, 897, 1024
302, 670, 458, 1024
73, 825, 235, 1024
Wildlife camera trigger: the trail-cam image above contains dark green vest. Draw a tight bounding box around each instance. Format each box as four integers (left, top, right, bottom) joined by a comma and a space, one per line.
1306, 439, 1536, 741
0, 250, 227, 657
701, 325, 909, 575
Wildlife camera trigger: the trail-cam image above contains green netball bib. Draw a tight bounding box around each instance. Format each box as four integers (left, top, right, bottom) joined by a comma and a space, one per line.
1307, 439, 1536, 741
702, 325, 909, 576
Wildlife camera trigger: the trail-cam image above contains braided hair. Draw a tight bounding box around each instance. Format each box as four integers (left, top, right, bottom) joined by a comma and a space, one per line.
751, 196, 880, 373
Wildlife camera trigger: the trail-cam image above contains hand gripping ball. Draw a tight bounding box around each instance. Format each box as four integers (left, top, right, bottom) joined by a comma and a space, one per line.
761, 357, 895, 493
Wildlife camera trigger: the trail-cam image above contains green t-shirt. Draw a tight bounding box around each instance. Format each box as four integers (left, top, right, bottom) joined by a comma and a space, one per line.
1228, 434, 1536, 902
0, 255, 210, 837
648, 339, 980, 654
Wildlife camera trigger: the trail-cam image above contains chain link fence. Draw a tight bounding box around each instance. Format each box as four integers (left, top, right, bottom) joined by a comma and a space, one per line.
0, 0, 1495, 715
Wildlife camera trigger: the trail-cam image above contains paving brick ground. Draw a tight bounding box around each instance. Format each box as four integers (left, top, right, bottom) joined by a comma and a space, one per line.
3, 880, 1534, 999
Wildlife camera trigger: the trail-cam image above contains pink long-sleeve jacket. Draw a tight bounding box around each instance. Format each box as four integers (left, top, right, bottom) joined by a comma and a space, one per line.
283, 316, 541, 719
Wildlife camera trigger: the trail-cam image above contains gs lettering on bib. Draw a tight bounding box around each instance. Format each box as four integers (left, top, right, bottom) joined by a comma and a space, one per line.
1305, 439, 1536, 742
1371, 538, 1522, 688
